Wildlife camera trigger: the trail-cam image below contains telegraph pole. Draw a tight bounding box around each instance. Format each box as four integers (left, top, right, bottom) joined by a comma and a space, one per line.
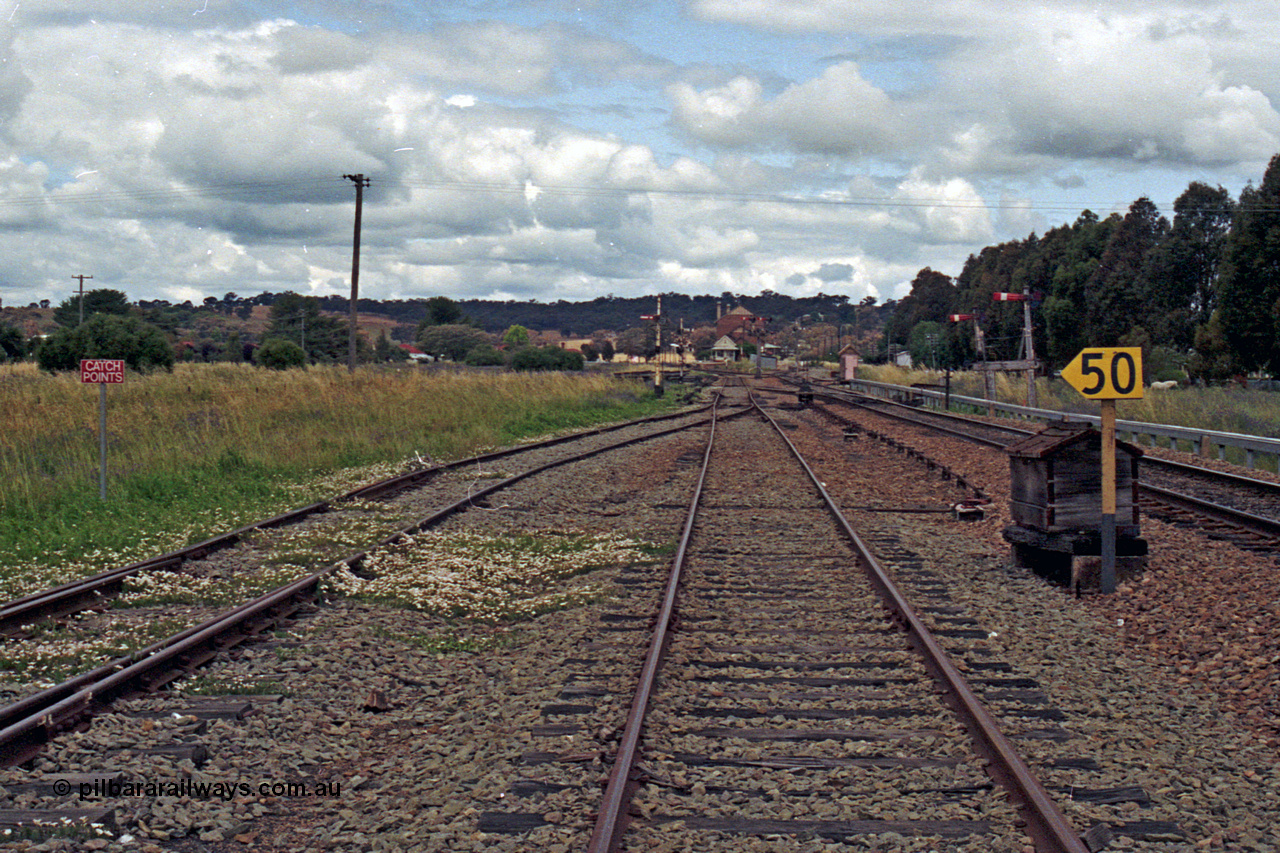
72, 274, 93, 324
343, 174, 370, 373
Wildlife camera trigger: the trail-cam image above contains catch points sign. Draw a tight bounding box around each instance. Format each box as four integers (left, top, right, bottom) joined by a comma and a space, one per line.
81, 359, 126, 384
81, 359, 125, 500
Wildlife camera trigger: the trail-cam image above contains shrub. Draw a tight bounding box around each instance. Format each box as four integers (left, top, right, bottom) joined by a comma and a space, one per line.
0, 321, 23, 362
464, 344, 506, 366
255, 337, 306, 370
418, 324, 492, 361
36, 314, 175, 372
511, 346, 584, 372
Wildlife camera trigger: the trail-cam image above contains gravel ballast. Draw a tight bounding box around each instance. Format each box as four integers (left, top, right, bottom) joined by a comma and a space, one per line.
1, 387, 1277, 851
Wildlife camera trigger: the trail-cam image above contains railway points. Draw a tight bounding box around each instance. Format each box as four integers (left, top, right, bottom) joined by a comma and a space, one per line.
0, 372, 1277, 850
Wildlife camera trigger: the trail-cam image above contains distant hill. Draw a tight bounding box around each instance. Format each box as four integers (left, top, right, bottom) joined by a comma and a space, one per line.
310, 291, 892, 336
3, 290, 893, 362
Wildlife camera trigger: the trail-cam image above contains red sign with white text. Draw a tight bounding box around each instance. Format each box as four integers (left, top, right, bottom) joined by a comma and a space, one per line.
80, 359, 126, 384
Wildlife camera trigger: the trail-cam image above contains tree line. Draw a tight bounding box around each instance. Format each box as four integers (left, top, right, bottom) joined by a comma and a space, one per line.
2, 283, 902, 370
886, 153, 1280, 381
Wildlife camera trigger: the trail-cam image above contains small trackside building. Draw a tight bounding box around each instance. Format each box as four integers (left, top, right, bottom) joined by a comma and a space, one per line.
1002, 422, 1147, 591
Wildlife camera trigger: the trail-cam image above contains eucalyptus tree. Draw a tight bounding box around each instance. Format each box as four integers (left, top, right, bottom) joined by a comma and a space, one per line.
1217, 154, 1280, 374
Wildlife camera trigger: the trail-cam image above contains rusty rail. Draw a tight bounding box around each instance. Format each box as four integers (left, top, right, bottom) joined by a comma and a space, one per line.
587, 391, 1089, 852
0, 572, 321, 766
0, 402, 731, 768
0, 405, 715, 638
586, 393, 721, 853
755, 400, 1089, 853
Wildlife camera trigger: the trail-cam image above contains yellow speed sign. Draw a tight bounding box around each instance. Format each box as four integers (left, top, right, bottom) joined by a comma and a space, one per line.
1060, 347, 1144, 399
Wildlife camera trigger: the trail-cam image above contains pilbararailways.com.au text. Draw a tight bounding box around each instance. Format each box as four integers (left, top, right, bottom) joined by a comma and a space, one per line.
61, 777, 342, 801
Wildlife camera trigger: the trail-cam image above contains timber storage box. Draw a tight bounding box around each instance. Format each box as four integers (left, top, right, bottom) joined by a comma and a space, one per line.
1002, 422, 1147, 591
1006, 422, 1142, 537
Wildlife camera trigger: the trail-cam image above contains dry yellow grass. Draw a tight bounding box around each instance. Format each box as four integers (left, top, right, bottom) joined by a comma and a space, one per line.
0, 362, 666, 565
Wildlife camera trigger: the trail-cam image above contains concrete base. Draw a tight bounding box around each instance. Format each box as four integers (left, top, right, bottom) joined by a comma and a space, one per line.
1003, 525, 1147, 593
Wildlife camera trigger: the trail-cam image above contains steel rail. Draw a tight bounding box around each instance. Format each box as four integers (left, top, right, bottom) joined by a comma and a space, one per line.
808, 385, 1027, 448
0, 405, 714, 637
589, 388, 1087, 851
1141, 453, 1280, 495
586, 396, 722, 853
0, 403, 729, 768
0, 503, 326, 637
344, 403, 713, 501
1140, 483, 1280, 540
755, 399, 1090, 853
0, 572, 321, 766
845, 376, 1280, 466
811, 380, 1280, 491
809, 383, 1280, 541
339, 405, 743, 573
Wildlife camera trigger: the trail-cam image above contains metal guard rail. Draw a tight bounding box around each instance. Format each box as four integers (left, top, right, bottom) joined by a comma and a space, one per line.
847, 378, 1280, 469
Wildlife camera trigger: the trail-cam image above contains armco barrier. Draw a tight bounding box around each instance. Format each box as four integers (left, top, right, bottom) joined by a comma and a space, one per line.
847, 378, 1280, 471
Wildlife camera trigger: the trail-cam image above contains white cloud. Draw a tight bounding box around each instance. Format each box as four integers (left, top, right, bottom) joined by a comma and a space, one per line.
0, 2, 1272, 311
961, 12, 1279, 166
378, 21, 669, 98
668, 61, 903, 155
893, 171, 994, 244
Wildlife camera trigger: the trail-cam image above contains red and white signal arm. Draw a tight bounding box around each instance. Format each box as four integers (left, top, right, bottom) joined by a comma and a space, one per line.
80, 359, 126, 384
992, 292, 1026, 302
948, 314, 976, 322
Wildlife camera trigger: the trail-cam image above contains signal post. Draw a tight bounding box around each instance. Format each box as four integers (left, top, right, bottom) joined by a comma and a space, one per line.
1060, 347, 1143, 593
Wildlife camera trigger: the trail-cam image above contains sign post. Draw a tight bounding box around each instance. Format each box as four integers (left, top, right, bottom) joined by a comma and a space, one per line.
1059, 347, 1143, 593
80, 359, 125, 500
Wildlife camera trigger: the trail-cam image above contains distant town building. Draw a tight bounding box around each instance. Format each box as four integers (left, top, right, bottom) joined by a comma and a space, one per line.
398, 344, 432, 362
711, 335, 740, 362
715, 305, 766, 343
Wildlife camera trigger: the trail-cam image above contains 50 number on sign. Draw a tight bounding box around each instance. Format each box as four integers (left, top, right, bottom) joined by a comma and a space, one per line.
1060, 348, 1143, 400
80, 359, 126, 384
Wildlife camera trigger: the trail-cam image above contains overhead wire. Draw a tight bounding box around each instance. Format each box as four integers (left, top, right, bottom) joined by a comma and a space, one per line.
0, 172, 1264, 216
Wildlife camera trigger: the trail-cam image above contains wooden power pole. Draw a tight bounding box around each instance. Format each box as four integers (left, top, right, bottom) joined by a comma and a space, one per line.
343, 174, 370, 373
72, 274, 93, 324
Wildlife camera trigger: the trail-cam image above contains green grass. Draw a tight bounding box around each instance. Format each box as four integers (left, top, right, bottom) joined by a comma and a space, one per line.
0, 364, 683, 595
176, 674, 288, 696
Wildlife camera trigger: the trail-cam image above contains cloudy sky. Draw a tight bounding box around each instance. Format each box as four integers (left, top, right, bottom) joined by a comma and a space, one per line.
0, 1, 1276, 309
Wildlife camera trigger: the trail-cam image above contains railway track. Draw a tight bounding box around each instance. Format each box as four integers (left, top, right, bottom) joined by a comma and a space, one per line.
0, 404, 728, 640
3, 376, 1237, 847
0, 402, 742, 768
791, 380, 1280, 553
486, 388, 1095, 851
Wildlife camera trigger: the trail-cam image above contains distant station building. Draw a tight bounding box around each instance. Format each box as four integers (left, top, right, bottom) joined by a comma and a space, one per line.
711, 335, 740, 362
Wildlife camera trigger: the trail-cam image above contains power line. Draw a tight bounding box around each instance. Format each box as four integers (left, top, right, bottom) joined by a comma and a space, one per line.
0, 177, 344, 210
0, 172, 1269, 217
